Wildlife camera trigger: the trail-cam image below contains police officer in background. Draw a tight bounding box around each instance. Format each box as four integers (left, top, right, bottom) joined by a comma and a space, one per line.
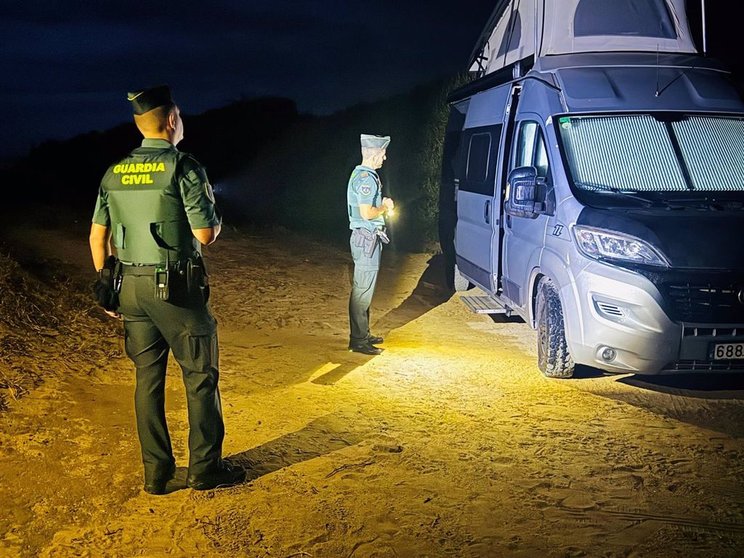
89, 85, 245, 494
347, 134, 395, 355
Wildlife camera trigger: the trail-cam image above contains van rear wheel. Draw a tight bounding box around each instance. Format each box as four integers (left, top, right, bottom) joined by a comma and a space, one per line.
536, 277, 575, 378
453, 264, 472, 292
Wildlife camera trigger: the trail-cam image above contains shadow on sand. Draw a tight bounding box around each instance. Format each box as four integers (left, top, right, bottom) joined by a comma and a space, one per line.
582, 372, 744, 439
371, 253, 453, 337
160, 415, 366, 493
229, 414, 366, 480
619, 372, 744, 400
311, 253, 454, 387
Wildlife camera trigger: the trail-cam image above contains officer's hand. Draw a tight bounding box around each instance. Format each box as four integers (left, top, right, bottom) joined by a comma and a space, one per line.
382, 197, 395, 210
104, 309, 121, 320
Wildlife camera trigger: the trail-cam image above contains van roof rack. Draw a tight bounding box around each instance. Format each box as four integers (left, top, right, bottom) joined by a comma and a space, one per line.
448, 56, 534, 104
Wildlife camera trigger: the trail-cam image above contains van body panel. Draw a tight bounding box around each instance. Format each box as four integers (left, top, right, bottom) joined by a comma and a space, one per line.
502, 213, 546, 308
455, 190, 495, 290
555, 66, 744, 113
464, 86, 511, 128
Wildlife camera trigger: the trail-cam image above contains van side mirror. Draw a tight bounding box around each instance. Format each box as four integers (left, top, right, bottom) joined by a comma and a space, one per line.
506, 166, 547, 219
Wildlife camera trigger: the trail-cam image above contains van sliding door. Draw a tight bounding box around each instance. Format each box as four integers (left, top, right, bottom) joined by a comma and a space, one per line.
455, 86, 511, 293
455, 126, 502, 291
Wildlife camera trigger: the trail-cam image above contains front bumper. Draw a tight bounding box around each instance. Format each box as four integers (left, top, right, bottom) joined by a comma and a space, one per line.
561, 262, 744, 374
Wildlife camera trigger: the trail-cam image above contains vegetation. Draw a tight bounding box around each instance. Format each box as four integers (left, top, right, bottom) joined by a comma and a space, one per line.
0, 76, 472, 252
221, 75, 470, 251
0, 251, 122, 410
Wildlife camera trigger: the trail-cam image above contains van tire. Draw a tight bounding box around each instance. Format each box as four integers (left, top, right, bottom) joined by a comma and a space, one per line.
536, 277, 575, 378
453, 265, 472, 292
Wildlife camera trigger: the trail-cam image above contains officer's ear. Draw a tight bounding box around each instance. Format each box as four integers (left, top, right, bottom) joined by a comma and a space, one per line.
166, 108, 177, 131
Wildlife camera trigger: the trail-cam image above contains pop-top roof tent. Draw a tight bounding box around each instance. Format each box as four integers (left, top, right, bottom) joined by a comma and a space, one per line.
469, 0, 699, 77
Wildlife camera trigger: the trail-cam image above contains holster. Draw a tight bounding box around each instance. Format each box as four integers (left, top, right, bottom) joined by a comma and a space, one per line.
93, 255, 122, 311
186, 254, 210, 304
354, 228, 379, 257
375, 228, 390, 245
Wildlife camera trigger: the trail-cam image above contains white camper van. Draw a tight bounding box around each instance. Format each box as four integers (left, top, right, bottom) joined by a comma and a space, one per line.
443, 0, 744, 378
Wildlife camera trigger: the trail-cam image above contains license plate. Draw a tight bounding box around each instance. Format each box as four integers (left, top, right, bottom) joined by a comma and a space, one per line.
710, 342, 744, 360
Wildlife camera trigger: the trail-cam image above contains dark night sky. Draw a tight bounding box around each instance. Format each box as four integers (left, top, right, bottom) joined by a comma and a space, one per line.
0, 0, 495, 160
0, 1, 737, 161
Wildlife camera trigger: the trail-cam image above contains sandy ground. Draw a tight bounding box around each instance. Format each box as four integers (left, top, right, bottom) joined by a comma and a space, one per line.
2, 222, 744, 557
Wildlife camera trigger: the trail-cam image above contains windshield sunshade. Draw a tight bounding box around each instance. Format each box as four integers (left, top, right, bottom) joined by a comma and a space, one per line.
559, 114, 744, 193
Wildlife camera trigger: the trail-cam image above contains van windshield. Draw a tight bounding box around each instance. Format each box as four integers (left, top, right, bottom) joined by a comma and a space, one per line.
557, 114, 744, 204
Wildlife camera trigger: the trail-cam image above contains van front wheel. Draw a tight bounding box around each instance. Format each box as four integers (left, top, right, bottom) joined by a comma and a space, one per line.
536, 277, 575, 378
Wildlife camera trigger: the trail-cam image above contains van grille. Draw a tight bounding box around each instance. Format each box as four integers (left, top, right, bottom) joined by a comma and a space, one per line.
632, 269, 744, 324
662, 360, 744, 373
662, 282, 744, 323
683, 326, 741, 338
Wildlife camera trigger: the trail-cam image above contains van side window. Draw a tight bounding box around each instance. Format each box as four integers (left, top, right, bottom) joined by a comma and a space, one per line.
516, 122, 537, 168
515, 120, 550, 178
512, 120, 555, 215
535, 132, 548, 178
466, 133, 491, 183
460, 124, 502, 196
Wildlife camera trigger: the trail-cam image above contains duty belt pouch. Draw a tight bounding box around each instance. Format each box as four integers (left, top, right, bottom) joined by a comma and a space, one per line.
353, 229, 366, 248
155, 266, 170, 301
93, 255, 122, 311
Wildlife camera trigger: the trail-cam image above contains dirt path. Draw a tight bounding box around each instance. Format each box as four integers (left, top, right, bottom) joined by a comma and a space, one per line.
1, 225, 744, 557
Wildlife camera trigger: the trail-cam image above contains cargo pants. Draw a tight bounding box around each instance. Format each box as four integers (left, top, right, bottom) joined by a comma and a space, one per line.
118, 271, 224, 482
349, 229, 382, 344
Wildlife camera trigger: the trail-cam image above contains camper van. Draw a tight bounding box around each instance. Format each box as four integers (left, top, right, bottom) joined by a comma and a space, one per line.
443, 0, 744, 378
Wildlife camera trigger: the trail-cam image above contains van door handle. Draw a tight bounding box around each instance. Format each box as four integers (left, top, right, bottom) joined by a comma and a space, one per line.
484, 200, 491, 224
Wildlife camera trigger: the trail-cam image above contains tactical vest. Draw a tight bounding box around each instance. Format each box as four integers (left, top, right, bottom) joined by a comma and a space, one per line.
347, 166, 384, 231
100, 143, 201, 265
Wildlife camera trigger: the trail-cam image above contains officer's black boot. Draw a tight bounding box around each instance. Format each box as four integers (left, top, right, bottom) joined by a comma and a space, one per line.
187, 460, 247, 491
348, 341, 383, 355
144, 462, 176, 495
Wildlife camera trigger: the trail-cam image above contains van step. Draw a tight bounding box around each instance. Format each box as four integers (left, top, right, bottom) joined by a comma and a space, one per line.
461, 295, 508, 315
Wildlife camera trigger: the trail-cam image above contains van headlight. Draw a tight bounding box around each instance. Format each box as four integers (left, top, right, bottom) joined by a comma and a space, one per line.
572, 225, 670, 267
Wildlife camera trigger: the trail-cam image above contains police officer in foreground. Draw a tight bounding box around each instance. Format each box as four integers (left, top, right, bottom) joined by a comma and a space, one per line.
89, 85, 246, 494
347, 134, 395, 355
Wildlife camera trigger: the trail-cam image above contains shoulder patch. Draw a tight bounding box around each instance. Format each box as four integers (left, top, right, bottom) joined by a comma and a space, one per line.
360, 171, 369, 178
359, 184, 372, 196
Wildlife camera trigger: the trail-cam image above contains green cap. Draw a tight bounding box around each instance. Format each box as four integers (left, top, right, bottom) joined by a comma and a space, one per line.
127, 85, 173, 115
360, 134, 390, 149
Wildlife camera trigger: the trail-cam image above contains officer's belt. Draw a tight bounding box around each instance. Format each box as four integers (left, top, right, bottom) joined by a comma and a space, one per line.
121, 264, 170, 276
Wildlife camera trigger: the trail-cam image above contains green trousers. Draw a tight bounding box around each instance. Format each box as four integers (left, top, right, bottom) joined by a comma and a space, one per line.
118, 272, 224, 481
349, 230, 381, 344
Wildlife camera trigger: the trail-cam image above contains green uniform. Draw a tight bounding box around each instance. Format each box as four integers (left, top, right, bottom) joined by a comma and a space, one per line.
347, 165, 384, 231
347, 165, 385, 344
92, 138, 223, 482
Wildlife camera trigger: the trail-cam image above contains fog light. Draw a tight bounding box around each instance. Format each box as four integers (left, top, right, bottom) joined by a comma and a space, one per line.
600, 347, 617, 362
